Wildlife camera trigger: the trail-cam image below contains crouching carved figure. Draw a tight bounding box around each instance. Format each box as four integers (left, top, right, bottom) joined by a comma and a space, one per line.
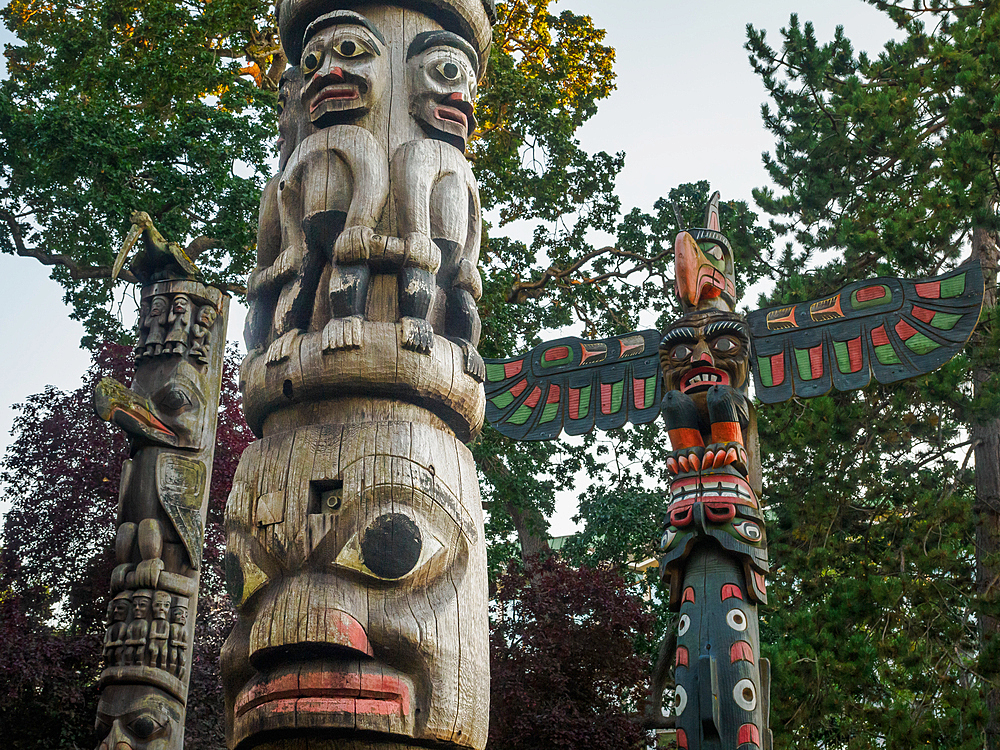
93, 214, 229, 750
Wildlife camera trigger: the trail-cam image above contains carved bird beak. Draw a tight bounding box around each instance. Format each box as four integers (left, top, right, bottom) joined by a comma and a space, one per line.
112, 221, 144, 280
94, 377, 179, 447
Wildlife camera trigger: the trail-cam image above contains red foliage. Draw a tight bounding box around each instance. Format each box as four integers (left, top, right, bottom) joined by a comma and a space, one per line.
489, 555, 653, 750
0, 341, 252, 748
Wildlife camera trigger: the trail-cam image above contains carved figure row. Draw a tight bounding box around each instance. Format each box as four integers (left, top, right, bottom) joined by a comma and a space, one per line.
244, 13, 484, 380
137, 293, 218, 364
103, 589, 190, 678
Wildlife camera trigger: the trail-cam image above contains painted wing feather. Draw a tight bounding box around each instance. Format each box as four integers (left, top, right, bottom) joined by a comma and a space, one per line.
484, 330, 663, 440
749, 260, 984, 404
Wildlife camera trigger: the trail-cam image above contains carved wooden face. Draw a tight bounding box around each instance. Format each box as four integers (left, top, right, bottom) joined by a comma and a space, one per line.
659, 311, 751, 396
223, 424, 488, 749
407, 37, 478, 150
95, 685, 181, 750
301, 18, 387, 127
276, 67, 304, 171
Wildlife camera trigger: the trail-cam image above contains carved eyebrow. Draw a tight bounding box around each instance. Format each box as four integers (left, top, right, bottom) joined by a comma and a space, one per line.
304, 10, 387, 49
660, 327, 699, 346
705, 320, 748, 339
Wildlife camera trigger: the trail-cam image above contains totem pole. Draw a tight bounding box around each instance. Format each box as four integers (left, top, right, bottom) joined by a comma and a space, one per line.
92, 212, 230, 749
483, 193, 984, 749
223, 2, 493, 750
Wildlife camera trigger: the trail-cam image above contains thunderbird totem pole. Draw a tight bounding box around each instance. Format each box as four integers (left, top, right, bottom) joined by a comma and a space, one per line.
92, 212, 230, 749
484, 193, 984, 749
223, 2, 493, 750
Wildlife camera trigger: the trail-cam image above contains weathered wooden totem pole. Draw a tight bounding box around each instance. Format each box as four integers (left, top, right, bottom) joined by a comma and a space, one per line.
92, 212, 230, 749
484, 193, 984, 749
223, 2, 493, 749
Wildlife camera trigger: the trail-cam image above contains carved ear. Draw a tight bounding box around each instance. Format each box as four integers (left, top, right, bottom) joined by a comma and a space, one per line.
704, 191, 722, 232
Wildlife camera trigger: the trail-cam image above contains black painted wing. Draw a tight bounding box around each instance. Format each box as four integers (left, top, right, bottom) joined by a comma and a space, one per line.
748, 261, 984, 404
484, 330, 663, 440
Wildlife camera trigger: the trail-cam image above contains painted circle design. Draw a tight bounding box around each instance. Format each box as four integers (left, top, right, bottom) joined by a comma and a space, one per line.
360, 513, 422, 579
734, 678, 757, 711
673, 685, 687, 716
727, 608, 748, 631
660, 529, 676, 550
734, 521, 762, 541
678, 613, 691, 636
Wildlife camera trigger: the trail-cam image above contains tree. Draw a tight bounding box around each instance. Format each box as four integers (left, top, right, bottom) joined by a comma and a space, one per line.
746, 4, 1000, 747
0, 342, 252, 748
488, 555, 652, 750
0, 0, 280, 345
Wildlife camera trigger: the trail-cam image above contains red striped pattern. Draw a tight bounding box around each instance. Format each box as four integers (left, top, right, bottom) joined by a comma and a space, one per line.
504, 360, 523, 378
524, 386, 542, 408
731, 641, 754, 663
915, 280, 941, 299
568, 388, 580, 419
546, 385, 561, 403
847, 337, 863, 372
510, 379, 527, 398
809, 345, 824, 379
871, 325, 890, 347
912, 305, 936, 323
633, 377, 646, 408
895, 319, 917, 340
856, 285, 886, 302
543, 346, 569, 362
738, 724, 761, 746
600, 382, 612, 413
770, 353, 785, 385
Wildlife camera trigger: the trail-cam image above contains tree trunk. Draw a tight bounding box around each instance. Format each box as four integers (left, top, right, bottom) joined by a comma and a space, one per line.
505, 499, 552, 560
972, 224, 1000, 750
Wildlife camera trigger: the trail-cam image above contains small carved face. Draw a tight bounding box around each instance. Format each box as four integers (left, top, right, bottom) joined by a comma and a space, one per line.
96, 685, 181, 750
196, 305, 217, 328
132, 594, 152, 620
112, 599, 130, 622
407, 33, 478, 150
660, 311, 750, 396
301, 16, 387, 127
147, 296, 168, 322
170, 605, 187, 626
152, 592, 171, 620
170, 294, 191, 317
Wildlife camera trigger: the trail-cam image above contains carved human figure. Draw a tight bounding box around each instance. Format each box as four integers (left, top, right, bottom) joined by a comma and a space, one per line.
124, 590, 153, 667
95, 684, 182, 750
146, 591, 171, 670
164, 294, 192, 356
135, 298, 151, 360
386, 30, 484, 371
167, 598, 188, 679
143, 296, 169, 358
189, 305, 217, 365
105, 592, 131, 667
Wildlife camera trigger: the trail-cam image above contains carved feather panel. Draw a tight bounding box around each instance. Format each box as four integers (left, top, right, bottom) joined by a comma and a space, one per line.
484, 330, 663, 441
748, 261, 984, 404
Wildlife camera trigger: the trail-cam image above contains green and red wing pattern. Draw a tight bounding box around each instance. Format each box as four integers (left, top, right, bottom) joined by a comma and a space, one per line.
484, 330, 663, 441
748, 261, 984, 404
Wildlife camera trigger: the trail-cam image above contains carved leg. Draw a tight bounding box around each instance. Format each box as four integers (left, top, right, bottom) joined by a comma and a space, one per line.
400, 266, 436, 354
446, 287, 484, 381
323, 264, 369, 351
135, 518, 165, 589
111, 522, 137, 591
662, 391, 706, 450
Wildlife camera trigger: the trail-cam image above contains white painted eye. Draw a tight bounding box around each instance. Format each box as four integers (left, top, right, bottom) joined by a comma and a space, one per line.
678, 613, 690, 636
660, 529, 676, 550
727, 608, 748, 631
733, 521, 762, 542
734, 678, 757, 711
673, 685, 688, 716
708, 245, 724, 260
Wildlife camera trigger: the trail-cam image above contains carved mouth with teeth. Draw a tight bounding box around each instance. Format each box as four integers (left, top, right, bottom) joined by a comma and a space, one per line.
679, 366, 730, 394
434, 99, 474, 135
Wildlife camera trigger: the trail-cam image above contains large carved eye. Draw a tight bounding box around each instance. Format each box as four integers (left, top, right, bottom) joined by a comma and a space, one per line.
335, 39, 363, 57
160, 387, 193, 414
712, 336, 739, 354
733, 521, 762, 542
706, 244, 724, 261
733, 679, 757, 711
671, 344, 692, 360
127, 713, 168, 740
335, 512, 445, 581
302, 50, 322, 75
436, 60, 462, 81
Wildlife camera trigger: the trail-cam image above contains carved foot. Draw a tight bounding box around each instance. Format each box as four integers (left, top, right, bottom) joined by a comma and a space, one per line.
322, 316, 364, 352
333, 226, 373, 264
702, 441, 748, 474
265, 330, 299, 366
110, 563, 135, 592
134, 558, 164, 589
401, 317, 434, 354
460, 342, 485, 382
404, 232, 441, 273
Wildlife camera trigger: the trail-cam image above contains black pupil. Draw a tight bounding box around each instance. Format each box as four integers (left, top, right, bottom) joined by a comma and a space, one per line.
130, 716, 158, 739
443, 62, 459, 79
341, 40, 356, 56
306, 53, 319, 70
360, 513, 422, 579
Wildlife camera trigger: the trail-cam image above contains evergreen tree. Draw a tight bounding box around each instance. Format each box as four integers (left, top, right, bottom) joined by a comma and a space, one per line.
746, 4, 1000, 747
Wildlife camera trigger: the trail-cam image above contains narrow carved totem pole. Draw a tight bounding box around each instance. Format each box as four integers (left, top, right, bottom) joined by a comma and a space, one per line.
92, 213, 230, 749
223, 2, 493, 750
484, 193, 984, 749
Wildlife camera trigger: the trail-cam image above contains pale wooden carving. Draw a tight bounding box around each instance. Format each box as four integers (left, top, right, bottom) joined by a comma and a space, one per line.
225, 2, 493, 749
93, 217, 230, 750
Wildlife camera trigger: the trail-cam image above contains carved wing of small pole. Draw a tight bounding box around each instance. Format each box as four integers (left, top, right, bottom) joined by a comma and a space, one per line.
483, 330, 663, 441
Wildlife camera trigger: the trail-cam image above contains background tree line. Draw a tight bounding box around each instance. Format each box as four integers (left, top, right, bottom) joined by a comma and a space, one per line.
1, 1, 999, 748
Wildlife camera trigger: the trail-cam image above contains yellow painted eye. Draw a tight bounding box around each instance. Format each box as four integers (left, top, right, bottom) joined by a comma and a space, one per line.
436, 60, 462, 81
335, 39, 365, 57
302, 50, 322, 75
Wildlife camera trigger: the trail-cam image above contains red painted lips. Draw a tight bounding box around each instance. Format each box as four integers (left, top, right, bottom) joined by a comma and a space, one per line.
679, 366, 730, 393
310, 84, 360, 112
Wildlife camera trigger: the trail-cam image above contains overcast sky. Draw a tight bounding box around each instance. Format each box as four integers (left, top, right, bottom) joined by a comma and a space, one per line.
0, 3, 900, 529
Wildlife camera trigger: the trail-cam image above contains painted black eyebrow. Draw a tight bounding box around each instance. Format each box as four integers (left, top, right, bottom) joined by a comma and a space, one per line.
303, 10, 387, 49
406, 29, 479, 71
705, 320, 748, 340
660, 327, 700, 346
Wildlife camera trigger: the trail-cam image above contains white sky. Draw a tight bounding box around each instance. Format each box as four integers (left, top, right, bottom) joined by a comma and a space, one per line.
0, 3, 899, 531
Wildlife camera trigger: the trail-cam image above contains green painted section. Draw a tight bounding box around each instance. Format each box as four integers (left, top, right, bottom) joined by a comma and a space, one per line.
508, 404, 533, 425
486, 362, 507, 382
874, 344, 901, 365
610, 381, 624, 414
577, 385, 591, 418
905, 332, 940, 355
757, 356, 773, 387
795, 348, 813, 381
833, 340, 851, 374
931, 312, 962, 330
644, 376, 656, 408
540, 403, 559, 423
490, 391, 514, 409
539, 351, 572, 369
851, 285, 892, 310
940, 273, 966, 298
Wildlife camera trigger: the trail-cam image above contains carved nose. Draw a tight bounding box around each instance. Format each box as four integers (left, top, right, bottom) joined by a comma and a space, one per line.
446, 92, 465, 103
320, 65, 345, 81
693, 348, 714, 366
